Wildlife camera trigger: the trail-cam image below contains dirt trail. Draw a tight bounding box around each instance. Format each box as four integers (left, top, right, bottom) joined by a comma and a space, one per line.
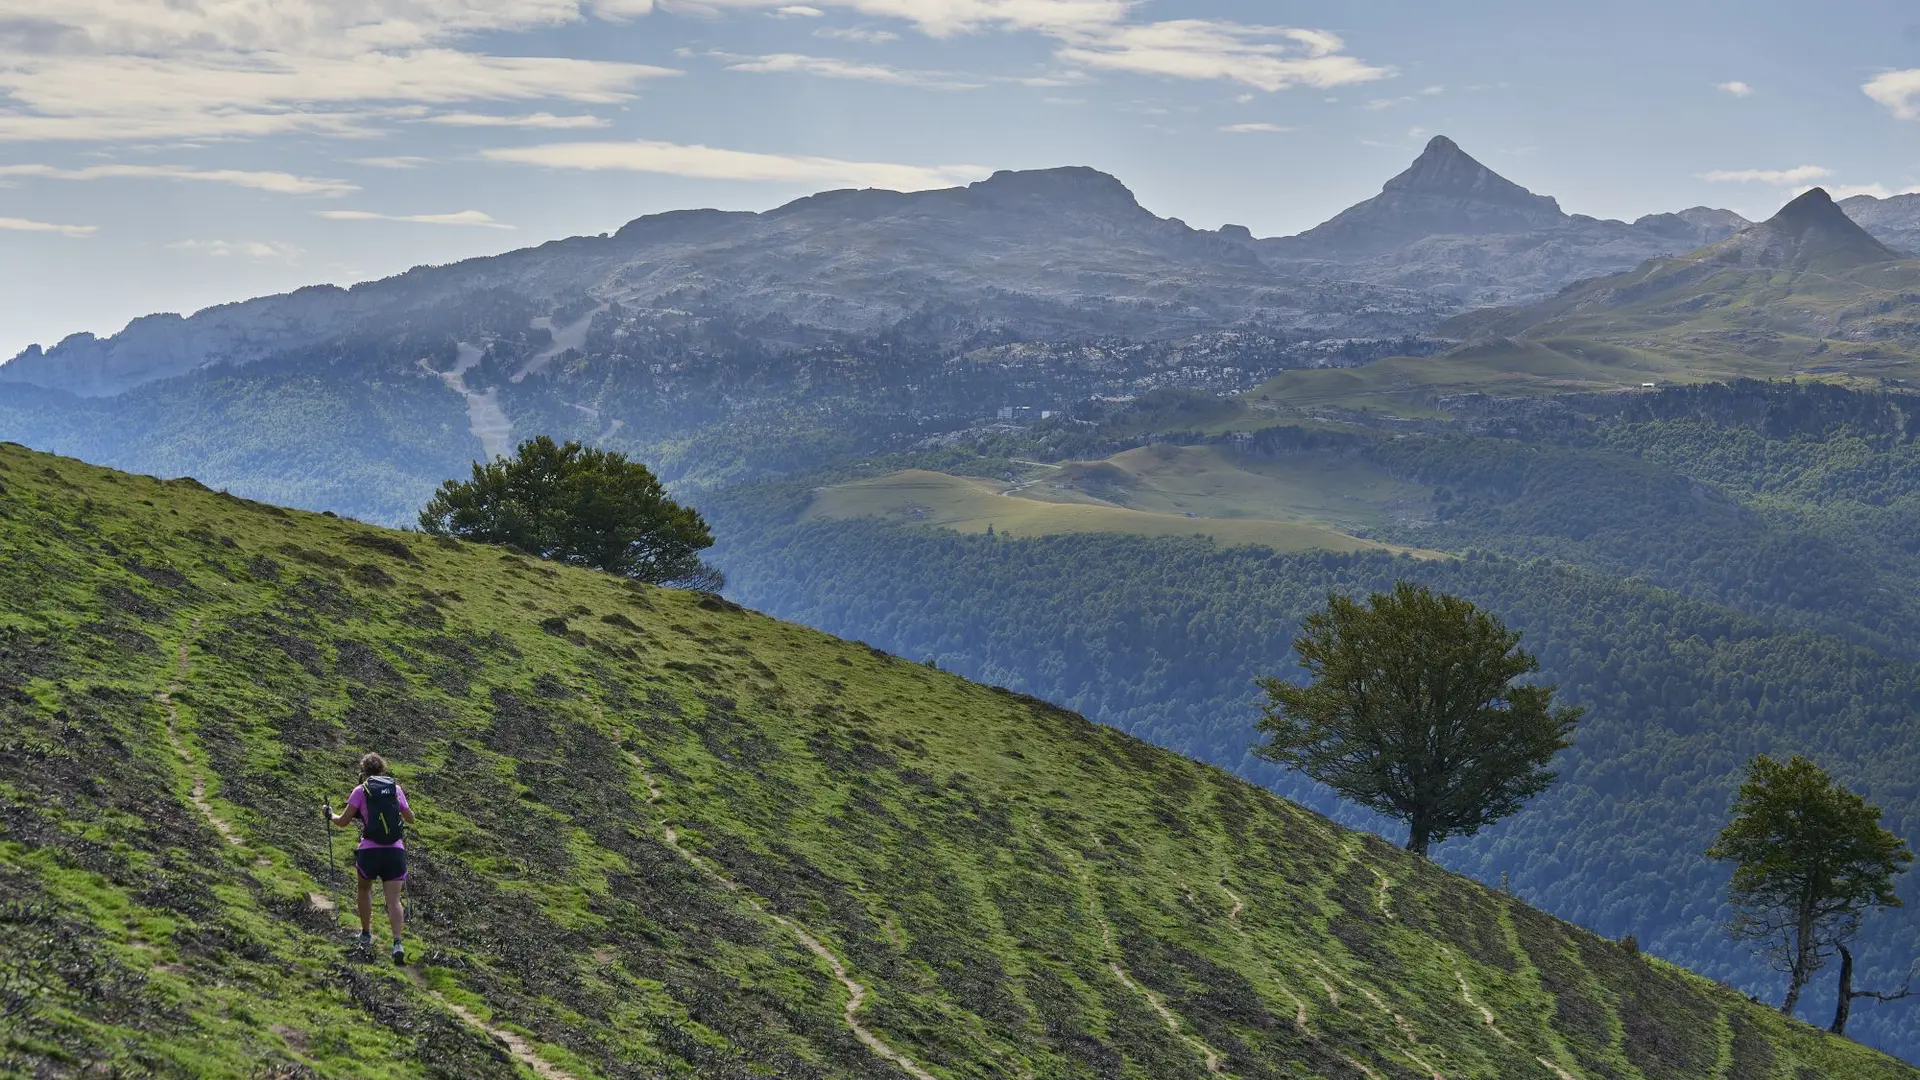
1373, 870, 1394, 921
406, 969, 581, 1080
160, 629, 579, 1080
637, 763, 939, 1080
1055, 842, 1226, 1074
1443, 949, 1577, 1080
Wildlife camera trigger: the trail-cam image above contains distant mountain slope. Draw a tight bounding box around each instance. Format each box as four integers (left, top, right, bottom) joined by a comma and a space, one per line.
4, 440, 1916, 1078
1441, 188, 1919, 360
1840, 191, 1920, 255
0, 166, 1450, 399
1257, 137, 1752, 305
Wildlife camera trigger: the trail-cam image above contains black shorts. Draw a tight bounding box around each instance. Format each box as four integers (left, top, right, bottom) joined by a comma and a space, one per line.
355, 846, 408, 882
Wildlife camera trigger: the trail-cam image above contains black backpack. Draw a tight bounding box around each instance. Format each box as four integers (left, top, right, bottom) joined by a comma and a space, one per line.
362, 776, 405, 845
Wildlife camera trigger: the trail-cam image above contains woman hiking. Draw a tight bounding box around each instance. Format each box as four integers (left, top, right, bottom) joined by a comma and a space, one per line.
326, 752, 415, 965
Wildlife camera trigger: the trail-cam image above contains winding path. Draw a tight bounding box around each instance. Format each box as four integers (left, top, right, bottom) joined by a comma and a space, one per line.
157, 629, 581, 1080
635, 762, 938, 1080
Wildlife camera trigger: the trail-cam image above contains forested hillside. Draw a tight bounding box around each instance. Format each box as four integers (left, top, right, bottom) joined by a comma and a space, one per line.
12, 442, 1908, 1078
706, 388, 1920, 1060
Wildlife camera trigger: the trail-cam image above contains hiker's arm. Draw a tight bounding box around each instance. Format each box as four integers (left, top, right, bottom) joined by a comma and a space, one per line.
327, 802, 355, 828
400, 805, 415, 824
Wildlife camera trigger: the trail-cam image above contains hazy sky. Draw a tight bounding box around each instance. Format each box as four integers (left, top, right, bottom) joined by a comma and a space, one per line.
2, 0, 1919, 359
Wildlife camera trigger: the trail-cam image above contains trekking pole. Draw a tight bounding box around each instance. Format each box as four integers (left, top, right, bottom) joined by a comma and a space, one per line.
322, 802, 338, 884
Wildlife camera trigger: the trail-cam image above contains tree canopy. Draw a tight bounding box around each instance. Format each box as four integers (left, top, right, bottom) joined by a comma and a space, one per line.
1706, 754, 1912, 1017
1253, 582, 1580, 857
419, 435, 722, 588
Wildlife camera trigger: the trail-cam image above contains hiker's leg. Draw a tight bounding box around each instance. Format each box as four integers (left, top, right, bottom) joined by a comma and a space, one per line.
355, 875, 373, 933
382, 878, 405, 940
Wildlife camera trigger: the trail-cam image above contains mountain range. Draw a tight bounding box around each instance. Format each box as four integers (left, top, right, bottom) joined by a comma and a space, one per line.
0, 135, 1833, 402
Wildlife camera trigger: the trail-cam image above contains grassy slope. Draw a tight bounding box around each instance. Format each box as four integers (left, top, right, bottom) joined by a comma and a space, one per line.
803, 466, 1440, 557
0, 442, 1909, 1080
1243, 258, 1920, 418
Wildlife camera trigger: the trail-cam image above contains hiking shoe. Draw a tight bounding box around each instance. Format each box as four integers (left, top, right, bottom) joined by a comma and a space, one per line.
391, 942, 406, 967
357, 931, 372, 951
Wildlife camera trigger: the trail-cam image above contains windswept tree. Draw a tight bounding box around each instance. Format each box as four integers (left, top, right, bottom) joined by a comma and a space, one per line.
1254, 582, 1580, 857
419, 436, 724, 589
1706, 754, 1912, 1018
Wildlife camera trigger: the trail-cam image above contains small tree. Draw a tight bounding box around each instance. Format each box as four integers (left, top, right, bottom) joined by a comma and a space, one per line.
419, 436, 724, 589
1705, 754, 1912, 1017
1254, 582, 1580, 857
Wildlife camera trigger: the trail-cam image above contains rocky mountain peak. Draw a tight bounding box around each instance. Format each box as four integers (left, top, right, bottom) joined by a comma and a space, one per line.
1705, 187, 1901, 270
1381, 136, 1560, 215
964, 166, 1145, 213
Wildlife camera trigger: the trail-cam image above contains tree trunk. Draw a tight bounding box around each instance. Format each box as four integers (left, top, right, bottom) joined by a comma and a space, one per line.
1405, 818, 1431, 858
1830, 946, 1855, 1036
1782, 902, 1816, 1016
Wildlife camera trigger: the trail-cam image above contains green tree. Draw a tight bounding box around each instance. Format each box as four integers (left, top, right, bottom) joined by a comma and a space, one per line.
1706, 754, 1912, 1017
1253, 582, 1580, 857
419, 435, 723, 589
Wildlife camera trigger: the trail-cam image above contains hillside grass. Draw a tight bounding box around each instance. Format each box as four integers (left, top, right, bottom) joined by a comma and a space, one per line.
1, 441, 1911, 1079
802, 466, 1441, 557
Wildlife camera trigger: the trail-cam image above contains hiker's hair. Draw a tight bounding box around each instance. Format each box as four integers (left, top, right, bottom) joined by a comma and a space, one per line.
358, 752, 388, 781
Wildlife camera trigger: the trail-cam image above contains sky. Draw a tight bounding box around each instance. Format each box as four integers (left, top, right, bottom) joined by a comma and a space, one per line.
1, 0, 1919, 359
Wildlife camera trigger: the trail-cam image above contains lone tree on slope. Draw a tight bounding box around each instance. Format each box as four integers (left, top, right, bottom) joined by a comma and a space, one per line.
419, 435, 724, 590
1254, 582, 1580, 858
1706, 754, 1911, 1019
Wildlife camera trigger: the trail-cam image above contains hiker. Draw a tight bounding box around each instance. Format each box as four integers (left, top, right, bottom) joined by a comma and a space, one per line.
326, 752, 415, 965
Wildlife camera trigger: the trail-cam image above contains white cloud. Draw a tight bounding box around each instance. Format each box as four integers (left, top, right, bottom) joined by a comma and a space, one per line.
1698, 165, 1833, 185
481, 138, 985, 190
1717, 80, 1752, 98
716, 51, 978, 87
0, 216, 96, 237
0, 163, 356, 195
0, 4, 677, 143
1055, 20, 1390, 92
1219, 122, 1292, 133
352, 156, 434, 168
317, 208, 512, 228
669, 0, 1132, 37
1363, 95, 1412, 110
775, 5, 826, 15
1865, 69, 1920, 120
169, 239, 305, 261
424, 111, 611, 128
815, 26, 900, 42
1420, 84, 1444, 95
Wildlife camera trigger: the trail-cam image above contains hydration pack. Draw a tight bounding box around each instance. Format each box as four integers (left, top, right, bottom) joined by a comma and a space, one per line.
362, 776, 405, 845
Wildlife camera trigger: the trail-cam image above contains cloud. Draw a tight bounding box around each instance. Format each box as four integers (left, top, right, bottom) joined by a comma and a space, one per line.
1218, 122, 1292, 133
0, 216, 96, 237
169, 239, 305, 261
481, 138, 985, 190
775, 5, 826, 14
1717, 80, 1752, 98
1363, 95, 1413, 110
317, 208, 512, 228
1865, 69, 1920, 120
1698, 165, 1833, 185
1056, 21, 1391, 92
424, 111, 611, 128
668, 3, 1385, 91
715, 51, 978, 87
0, 163, 356, 195
0, 4, 678, 143
815, 26, 900, 42
352, 156, 434, 169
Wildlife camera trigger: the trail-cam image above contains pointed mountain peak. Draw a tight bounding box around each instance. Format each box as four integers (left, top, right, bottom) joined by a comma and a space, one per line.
1768, 186, 1848, 226
1381, 136, 1558, 213
1704, 187, 1900, 270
